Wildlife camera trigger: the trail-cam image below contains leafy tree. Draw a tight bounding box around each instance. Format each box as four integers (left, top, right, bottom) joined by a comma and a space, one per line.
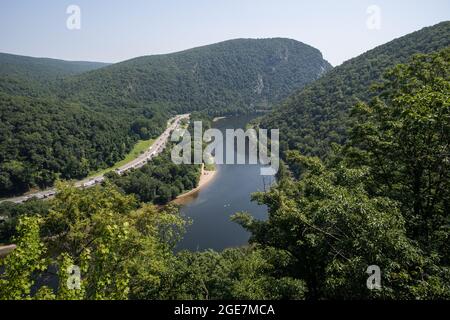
1, 183, 188, 300
234, 152, 433, 299
348, 48, 450, 256
234, 48, 450, 299
0, 216, 49, 299
260, 21, 450, 158
153, 246, 306, 300
106, 148, 201, 204
0, 199, 50, 244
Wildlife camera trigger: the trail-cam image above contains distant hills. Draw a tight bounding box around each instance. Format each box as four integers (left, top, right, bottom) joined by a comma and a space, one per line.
0, 38, 330, 196
0, 53, 109, 79
2, 20, 449, 197
0, 53, 109, 96
260, 21, 450, 157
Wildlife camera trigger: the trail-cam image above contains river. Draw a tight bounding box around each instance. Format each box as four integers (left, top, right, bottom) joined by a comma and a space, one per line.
176, 114, 275, 251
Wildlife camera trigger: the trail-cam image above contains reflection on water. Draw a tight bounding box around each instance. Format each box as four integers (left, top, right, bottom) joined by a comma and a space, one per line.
176, 114, 275, 251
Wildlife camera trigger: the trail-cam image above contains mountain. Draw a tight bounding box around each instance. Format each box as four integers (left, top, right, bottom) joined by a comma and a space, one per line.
60, 38, 332, 115
0, 38, 330, 196
260, 21, 450, 157
0, 52, 108, 80
0, 53, 109, 97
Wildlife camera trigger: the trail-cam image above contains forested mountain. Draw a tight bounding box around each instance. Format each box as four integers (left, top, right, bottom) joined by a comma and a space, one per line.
1, 19, 449, 301
0, 53, 109, 96
0, 38, 330, 196
0, 52, 108, 81
0, 93, 137, 193
260, 21, 450, 157
1, 48, 448, 300
60, 38, 332, 115
235, 47, 450, 299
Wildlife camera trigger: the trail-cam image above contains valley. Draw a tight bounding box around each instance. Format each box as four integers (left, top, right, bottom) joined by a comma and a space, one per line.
0, 8, 449, 303
0, 114, 189, 204
176, 114, 274, 251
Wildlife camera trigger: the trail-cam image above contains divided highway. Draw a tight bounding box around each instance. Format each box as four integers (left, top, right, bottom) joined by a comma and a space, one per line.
0, 114, 190, 204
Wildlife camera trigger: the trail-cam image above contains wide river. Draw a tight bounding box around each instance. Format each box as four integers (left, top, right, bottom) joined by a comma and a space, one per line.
176, 114, 274, 251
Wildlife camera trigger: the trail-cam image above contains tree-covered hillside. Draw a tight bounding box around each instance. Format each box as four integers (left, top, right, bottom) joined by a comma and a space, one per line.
0, 93, 139, 195
236, 48, 450, 299
1, 48, 448, 300
0, 53, 109, 97
0, 38, 330, 196
60, 38, 332, 115
260, 21, 450, 157
0, 52, 108, 81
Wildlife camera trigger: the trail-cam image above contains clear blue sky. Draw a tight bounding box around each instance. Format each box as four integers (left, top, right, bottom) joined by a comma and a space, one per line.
1, 0, 449, 66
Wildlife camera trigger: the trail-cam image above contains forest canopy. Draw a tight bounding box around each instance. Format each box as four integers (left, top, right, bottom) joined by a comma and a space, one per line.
0, 38, 330, 197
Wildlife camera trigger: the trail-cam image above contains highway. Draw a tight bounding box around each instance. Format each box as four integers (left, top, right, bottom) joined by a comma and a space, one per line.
0, 114, 190, 204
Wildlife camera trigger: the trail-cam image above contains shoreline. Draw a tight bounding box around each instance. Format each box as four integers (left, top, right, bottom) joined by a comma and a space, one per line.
173, 164, 217, 204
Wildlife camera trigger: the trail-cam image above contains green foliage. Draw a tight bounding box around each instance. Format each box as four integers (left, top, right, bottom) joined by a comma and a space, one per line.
0, 93, 140, 195
0, 183, 307, 301
0, 199, 50, 244
235, 48, 450, 299
261, 21, 450, 157
106, 149, 201, 204
1, 26, 449, 301
0, 216, 49, 299
0, 52, 108, 97
0, 38, 329, 197
0, 183, 188, 300
0, 52, 108, 82
61, 38, 331, 116
346, 48, 450, 296
151, 246, 306, 300
234, 154, 430, 299
349, 48, 449, 243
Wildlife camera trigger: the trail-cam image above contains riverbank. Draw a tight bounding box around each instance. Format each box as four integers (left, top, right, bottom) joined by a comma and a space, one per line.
176, 114, 271, 251
173, 164, 217, 204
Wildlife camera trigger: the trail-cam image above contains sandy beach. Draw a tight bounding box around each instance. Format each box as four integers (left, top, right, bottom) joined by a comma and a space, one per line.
173, 164, 217, 204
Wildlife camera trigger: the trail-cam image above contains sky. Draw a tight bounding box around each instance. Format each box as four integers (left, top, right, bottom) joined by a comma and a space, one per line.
0, 0, 449, 66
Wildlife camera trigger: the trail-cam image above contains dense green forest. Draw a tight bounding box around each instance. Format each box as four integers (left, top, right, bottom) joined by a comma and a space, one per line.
1, 48, 448, 300
235, 48, 450, 298
0, 112, 206, 242
0, 183, 306, 300
0, 148, 200, 243
0, 53, 108, 80
260, 21, 450, 157
60, 38, 332, 115
105, 112, 211, 204
105, 149, 201, 205
0, 93, 135, 194
0, 92, 168, 196
0, 53, 108, 97
0, 38, 330, 196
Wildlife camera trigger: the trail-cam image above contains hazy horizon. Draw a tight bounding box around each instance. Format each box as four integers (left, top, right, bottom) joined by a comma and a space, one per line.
1, 0, 449, 66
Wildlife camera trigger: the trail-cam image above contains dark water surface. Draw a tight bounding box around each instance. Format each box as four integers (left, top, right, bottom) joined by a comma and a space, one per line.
177, 115, 274, 251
